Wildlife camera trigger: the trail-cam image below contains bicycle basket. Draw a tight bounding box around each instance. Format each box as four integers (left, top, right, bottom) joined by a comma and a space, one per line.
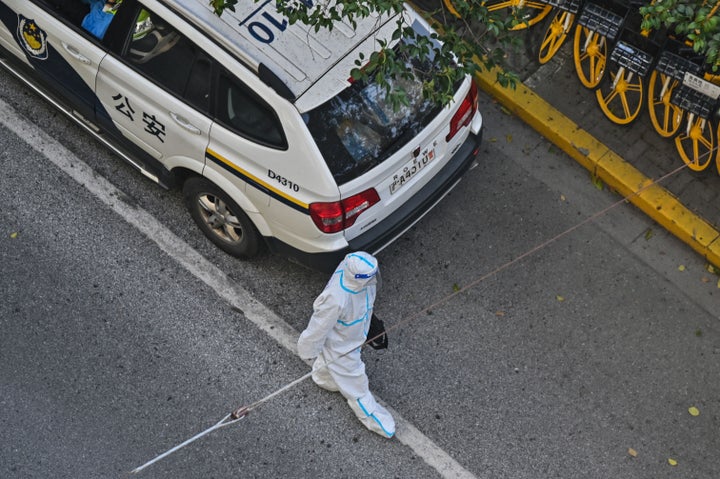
609, 42, 654, 76
540, 0, 583, 13
670, 81, 719, 118
608, 20, 662, 76
654, 38, 706, 82
576, 0, 628, 41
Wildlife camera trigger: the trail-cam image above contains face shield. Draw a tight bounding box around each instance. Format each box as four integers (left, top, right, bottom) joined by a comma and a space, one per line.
354, 268, 381, 290
343, 252, 380, 291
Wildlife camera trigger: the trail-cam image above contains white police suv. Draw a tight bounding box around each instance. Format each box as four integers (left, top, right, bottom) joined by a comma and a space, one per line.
0, 0, 483, 271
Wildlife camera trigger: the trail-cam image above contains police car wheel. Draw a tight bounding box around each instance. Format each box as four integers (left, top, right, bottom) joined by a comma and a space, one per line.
183, 177, 262, 258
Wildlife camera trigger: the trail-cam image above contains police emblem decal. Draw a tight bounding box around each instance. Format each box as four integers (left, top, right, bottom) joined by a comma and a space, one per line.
16, 15, 48, 60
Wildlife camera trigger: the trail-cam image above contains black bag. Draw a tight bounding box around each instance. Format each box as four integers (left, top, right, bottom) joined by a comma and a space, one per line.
367, 314, 388, 350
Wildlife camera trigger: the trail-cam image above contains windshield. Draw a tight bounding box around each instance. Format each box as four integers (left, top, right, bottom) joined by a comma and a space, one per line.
305, 54, 442, 185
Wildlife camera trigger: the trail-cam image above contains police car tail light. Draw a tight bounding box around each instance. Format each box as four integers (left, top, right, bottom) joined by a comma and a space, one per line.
309, 188, 380, 233
446, 80, 478, 142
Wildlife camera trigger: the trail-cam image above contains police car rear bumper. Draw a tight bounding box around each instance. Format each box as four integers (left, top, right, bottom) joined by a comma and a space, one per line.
266, 128, 483, 272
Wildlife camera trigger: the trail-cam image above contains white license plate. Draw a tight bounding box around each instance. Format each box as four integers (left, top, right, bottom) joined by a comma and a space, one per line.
389, 148, 436, 195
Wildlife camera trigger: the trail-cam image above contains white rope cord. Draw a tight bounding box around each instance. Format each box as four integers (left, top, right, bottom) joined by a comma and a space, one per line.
131, 413, 245, 474
131, 146, 713, 474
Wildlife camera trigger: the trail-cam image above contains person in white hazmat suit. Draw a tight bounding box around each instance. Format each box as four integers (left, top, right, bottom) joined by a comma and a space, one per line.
297, 252, 395, 438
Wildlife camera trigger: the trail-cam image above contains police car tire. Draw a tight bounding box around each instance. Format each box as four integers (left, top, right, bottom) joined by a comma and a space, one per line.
183, 177, 262, 258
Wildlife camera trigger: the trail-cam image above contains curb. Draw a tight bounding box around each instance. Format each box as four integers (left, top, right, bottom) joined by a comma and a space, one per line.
474, 67, 720, 269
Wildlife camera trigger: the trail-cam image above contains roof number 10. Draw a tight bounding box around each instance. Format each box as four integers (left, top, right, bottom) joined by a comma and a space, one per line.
240, 0, 314, 45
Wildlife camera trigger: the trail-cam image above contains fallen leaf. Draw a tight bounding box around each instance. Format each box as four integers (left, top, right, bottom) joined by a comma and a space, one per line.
560, 194, 566, 201
707, 264, 717, 274
495, 311, 505, 317
678, 265, 686, 272
688, 406, 700, 416
695, 329, 703, 337
701, 277, 710, 283
10, 232, 18, 239
500, 106, 511, 115
506, 134, 512, 143
489, 137, 497, 143
644, 228, 653, 241
717, 277, 720, 289
556, 295, 565, 302
591, 175, 604, 190
668, 458, 678, 466
628, 448, 637, 457
452, 283, 460, 292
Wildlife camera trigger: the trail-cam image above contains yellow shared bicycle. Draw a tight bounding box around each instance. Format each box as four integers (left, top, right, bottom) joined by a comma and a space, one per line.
442, 0, 552, 29
593, 6, 664, 125
535, 0, 583, 64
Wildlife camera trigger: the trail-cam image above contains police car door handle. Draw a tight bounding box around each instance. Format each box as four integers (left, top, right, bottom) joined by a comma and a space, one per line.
61, 42, 91, 65
170, 112, 201, 135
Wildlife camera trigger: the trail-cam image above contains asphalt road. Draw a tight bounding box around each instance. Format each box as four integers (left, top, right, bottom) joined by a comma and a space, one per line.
1, 64, 719, 479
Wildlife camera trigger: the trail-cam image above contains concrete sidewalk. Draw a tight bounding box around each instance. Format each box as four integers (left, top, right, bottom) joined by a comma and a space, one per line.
475, 44, 720, 268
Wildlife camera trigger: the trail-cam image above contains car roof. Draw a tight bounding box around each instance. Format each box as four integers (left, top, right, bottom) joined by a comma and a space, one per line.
162, 0, 400, 110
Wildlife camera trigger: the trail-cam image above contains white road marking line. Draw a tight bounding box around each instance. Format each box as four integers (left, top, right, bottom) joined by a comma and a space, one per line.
0, 97, 477, 479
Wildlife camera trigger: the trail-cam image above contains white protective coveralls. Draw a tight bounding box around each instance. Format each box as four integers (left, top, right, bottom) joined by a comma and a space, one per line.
297, 252, 395, 438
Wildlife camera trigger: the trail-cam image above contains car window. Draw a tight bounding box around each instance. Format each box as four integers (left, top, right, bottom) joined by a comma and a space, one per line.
215, 73, 287, 149
80, 0, 121, 40
120, 6, 212, 114
305, 42, 444, 184
37, 0, 127, 45
43, 0, 92, 27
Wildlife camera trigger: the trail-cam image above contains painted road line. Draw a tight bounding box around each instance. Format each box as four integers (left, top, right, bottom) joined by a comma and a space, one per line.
474, 66, 720, 268
0, 97, 477, 479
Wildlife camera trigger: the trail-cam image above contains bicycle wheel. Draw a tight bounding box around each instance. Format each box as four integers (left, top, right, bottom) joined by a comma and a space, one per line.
715, 122, 720, 175
647, 70, 684, 138
538, 9, 575, 64
716, 121, 720, 176
675, 116, 716, 173
573, 25, 607, 89
445, 0, 551, 29
595, 64, 644, 125
442, 0, 462, 17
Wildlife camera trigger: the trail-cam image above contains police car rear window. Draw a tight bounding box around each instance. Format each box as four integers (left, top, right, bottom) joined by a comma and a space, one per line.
305, 55, 441, 185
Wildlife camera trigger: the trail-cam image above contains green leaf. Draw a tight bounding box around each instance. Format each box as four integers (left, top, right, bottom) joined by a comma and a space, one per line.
206, 0, 701, 113
591, 174, 604, 190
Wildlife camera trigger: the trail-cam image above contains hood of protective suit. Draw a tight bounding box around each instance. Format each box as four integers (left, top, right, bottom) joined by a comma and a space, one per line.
338, 252, 379, 293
